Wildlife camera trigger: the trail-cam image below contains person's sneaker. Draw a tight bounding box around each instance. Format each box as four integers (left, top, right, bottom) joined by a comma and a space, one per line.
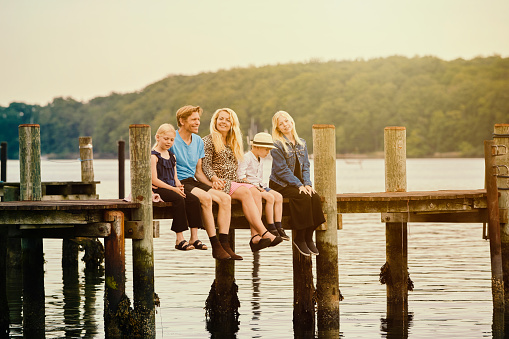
277, 227, 290, 241
293, 239, 311, 256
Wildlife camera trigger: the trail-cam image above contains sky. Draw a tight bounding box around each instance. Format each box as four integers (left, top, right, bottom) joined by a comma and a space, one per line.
1, 0, 508, 107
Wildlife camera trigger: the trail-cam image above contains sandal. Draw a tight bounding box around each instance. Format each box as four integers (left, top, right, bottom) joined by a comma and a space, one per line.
192, 240, 208, 250
175, 240, 194, 251
249, 234, 271, 252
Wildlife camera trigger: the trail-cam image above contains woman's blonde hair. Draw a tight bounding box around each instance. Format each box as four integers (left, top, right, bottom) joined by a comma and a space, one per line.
271, 110, 303, 153
153, 123, 176, 149
209, 108, 244, 160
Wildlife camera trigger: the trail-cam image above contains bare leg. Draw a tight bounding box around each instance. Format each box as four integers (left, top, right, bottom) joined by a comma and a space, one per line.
261, 191, 275, 224
231, 186, 275, 242
190, 187, 216, 237
207, 189, 231, 235
249, 186, 263, 216
269, 189, 283, 222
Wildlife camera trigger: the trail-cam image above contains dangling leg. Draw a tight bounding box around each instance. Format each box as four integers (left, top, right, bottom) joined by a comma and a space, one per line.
305, 226, 319, 255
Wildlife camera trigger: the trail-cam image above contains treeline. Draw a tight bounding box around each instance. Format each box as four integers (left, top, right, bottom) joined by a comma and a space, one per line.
1, 55, 508, 159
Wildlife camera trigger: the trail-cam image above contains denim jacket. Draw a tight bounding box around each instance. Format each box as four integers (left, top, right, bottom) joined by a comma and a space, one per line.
270, 136, 312, 188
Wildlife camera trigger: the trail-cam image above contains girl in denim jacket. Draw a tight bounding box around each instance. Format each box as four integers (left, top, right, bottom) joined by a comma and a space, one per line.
269, 111, 326, 256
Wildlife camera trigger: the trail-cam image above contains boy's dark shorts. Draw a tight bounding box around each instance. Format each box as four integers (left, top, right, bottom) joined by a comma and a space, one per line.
181, 177, 212, 193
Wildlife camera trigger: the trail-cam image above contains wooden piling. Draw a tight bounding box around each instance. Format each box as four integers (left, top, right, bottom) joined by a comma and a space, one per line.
494, 124, 509, 309
292, 241, 315, 333
129, 124, 155, 337
383, 127, 408, 307
104, 210, 126, 336
118, 140, 125, 199
206, 231, 239, 333
1, 141, 6, 183
79, 137, 94, 183
484, 140, 504, 309
313, 124, 340, 330
19, 124, 45, 337
0, 217, 8, 335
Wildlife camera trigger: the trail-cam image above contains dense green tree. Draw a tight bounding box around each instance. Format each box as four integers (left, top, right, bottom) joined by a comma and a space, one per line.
0, 56, 507, 158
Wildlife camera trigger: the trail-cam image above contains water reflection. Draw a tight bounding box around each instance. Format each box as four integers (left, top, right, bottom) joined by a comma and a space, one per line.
380, 304, 413, 339
62, 265, 81, 338
6, 267, 22, 336
83, 266, 103, 338
251, 251, 261, 324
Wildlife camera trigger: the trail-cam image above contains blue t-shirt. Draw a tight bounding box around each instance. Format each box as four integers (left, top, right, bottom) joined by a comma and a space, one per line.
170, 130, 205, 181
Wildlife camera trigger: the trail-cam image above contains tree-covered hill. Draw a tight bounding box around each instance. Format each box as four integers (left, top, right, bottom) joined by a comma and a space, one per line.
1, 55, 508, 159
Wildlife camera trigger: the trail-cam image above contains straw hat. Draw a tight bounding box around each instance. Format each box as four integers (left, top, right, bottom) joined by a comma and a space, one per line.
251, 132, 276, 149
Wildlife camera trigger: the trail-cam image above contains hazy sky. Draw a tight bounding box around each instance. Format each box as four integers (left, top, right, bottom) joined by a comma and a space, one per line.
1, 0, 508, 106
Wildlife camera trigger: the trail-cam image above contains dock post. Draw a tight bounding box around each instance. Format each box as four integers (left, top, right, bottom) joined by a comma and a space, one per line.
313, 124, 340, 332
383, 127, 409, 335
104, 210, 126, 337
118, 140, 125, 199
129, 124, 155, 337
494, 125, 509, 308
1, 141, 6, 184
19, 124, 45, 337
206, 231, 239, 335
484, 140, 504, 310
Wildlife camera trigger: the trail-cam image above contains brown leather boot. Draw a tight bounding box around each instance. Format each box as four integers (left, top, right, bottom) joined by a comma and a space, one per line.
220, 240, 243, 260
211, 238, 231, 260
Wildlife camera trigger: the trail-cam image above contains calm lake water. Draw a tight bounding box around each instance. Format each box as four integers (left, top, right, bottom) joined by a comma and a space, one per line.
4, 158, 495, 338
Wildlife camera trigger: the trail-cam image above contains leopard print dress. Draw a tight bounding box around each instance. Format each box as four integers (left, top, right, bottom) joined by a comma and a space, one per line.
202, 134, 249, 194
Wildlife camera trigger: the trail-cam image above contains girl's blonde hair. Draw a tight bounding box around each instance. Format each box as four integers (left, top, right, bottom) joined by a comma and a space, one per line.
153, 123, 176, 149
209, 108, 244, 160
271, 110, 304, 153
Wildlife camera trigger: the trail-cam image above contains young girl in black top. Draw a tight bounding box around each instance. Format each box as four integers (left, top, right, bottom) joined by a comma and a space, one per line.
151, 123, 206, 251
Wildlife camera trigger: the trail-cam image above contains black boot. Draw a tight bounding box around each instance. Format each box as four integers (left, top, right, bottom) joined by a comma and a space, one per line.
305, 227, 319, 255
293, 229, 311, 256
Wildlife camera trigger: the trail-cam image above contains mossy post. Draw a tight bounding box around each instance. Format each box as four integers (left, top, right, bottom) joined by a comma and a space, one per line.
494, 124, 509, 310
313, 124, 340, 332
292, 238, 315, 334
484, 140, 504, 310
383, 127, 409, 335
129, 124, 155, 337
19, 124, 45, 337
104, 210, 126, 336
0, 141, 6, 183
206, 231, 239, 334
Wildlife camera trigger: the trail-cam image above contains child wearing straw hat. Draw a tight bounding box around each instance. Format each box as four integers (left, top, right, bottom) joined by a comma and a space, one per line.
237, 132, 290, 240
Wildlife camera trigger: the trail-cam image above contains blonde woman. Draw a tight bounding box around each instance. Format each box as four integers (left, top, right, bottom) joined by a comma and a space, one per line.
201, 108, 283, 252
269, 111, 325, 256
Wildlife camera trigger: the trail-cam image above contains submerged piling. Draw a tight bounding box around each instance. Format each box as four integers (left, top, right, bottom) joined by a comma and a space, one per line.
383, 127, 409, 318
313, 124, 340, 331
19, 124, 45, 337
129, 124, 155, 337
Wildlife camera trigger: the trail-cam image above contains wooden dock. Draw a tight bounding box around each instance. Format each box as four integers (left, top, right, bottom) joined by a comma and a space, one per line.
1, 123, 508, 338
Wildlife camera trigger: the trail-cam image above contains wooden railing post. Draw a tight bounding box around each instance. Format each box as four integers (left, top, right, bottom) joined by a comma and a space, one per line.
19, 124, 45, 338
383, 126, 409, 336
494, 124, 509, 309
129, 124, 155, 337
313, 124, 340, 333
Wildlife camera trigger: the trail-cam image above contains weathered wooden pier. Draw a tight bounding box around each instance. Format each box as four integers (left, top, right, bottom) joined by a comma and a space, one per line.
0, 123, 508, 337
